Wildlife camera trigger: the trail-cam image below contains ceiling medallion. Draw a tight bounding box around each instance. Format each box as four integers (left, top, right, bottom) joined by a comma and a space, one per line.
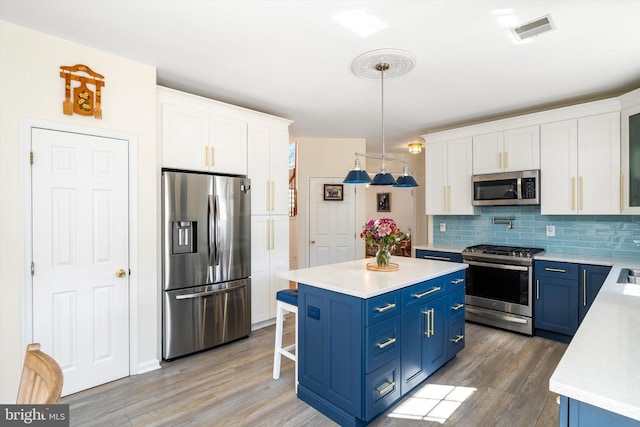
351, 48, 416, 79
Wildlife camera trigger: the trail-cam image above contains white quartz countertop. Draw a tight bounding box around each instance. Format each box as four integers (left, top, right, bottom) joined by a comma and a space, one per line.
549, 257, 640, 421
277, 256, 467, 299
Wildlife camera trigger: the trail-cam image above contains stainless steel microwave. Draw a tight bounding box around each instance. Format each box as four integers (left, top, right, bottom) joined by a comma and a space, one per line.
472, 170, 540, 206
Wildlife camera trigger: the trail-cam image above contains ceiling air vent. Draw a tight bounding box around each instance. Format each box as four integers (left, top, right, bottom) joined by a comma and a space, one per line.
511, 14, 555, 41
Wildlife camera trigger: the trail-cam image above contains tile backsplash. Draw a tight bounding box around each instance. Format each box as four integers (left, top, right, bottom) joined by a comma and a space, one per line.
433, 206, 640, 258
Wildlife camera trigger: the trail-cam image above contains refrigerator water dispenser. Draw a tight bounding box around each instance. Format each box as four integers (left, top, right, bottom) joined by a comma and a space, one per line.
172, 221, 196, 254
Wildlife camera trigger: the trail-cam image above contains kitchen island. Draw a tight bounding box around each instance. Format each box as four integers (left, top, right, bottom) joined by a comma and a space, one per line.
278, 256, 468, 427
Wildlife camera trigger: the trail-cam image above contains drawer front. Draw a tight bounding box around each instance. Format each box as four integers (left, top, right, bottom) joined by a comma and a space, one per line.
416, 249, 463, 263
402, 277, 446, 310
535, 261, 579, 280
365, 316, 401, 373
448, 287, 466, 324
365, 359, 402, 422
365, 290, 401, 326
448, 320, 465, 359
446, 270, 466, 291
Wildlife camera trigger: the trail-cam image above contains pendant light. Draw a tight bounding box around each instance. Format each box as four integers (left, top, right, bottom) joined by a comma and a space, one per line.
343, 49, 419, 188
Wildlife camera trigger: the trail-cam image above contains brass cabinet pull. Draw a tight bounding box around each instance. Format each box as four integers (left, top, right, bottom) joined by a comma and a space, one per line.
505, 151, 509, 169
430, 309, 435, 336
451, 335, 464, 343
452, 303, 464, 311
375, 303, 396, 313
451, 278, 464, 285
545, 267, 566, 273
499, 152, 503, 169
204, 146, 209, 166
583, 270, 587, 307
443, 185, 447, 212
210, 147, 215, 167
579, 176, 584, 210
376, 337, 397, 349
271, 180, 275, 211
423, 255, 451, 261
377, 381, 396, 395
422, 309, 431, 337
413, 287, 441, 299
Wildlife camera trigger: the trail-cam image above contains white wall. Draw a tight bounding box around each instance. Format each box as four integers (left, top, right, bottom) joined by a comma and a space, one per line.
295, 137, 367, 268
0, 21, 158, 402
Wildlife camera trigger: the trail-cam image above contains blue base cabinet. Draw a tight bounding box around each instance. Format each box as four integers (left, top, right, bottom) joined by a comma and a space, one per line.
416, 249, 463, 263
297, 269, 466, 427
559, 396, 640, 427
534, 261, 610, 342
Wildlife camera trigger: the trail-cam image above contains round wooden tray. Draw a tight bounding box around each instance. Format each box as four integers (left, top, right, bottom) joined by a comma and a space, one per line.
366, 262, 399, 272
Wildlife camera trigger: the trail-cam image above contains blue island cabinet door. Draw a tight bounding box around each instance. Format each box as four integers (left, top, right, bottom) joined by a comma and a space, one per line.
297, 284, 364, 422
578, 265, 610, 323
400, 295, 447, 395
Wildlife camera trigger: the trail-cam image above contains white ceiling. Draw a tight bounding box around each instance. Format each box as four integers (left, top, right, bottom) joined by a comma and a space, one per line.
2, 1, 640, 153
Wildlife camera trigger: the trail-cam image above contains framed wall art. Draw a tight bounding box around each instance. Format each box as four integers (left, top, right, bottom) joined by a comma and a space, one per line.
377, 192, 391, 212
324, 184, 343, 201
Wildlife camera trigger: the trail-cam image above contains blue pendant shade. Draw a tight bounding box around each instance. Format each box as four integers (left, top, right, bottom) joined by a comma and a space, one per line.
343, 157, 371, 184
371, 172, 396, 185
394, 165, 419, 187
371, 162, 396, 185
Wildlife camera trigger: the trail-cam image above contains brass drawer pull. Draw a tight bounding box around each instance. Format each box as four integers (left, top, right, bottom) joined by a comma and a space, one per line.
375, 303, 396, 313
451, 335, 464, 343
413, 287, 441, 299
377, 381, 396, 395
451, 278, 464, 285
544, 267, 566, 273
376, 337, 397, 349
422, 255, 451, 261
451, 303, 464, 311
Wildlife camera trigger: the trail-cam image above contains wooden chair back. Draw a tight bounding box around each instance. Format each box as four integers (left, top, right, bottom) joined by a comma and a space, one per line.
16, 343, 64, 404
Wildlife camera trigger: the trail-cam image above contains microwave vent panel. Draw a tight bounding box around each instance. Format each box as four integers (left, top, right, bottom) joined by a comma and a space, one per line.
511, 14, 555, 41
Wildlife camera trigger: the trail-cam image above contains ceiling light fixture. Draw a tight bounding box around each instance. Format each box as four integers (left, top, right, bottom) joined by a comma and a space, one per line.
344, 49, 418, 188
408, 143, 422, 154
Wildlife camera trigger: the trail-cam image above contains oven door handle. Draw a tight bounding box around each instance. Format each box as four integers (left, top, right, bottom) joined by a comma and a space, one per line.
464, 260, 529, 272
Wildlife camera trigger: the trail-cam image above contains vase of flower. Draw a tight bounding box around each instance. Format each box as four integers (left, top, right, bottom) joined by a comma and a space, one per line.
361, 218, 404, 271
375, 242, 391, 268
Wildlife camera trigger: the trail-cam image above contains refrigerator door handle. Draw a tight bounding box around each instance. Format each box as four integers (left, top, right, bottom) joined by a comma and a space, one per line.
214, 195, 220, 266
208, 195, 216, 270
175, 285, 245, 300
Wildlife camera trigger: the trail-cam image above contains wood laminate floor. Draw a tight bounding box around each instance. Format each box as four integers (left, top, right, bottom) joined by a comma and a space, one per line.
62, 319, 567, 426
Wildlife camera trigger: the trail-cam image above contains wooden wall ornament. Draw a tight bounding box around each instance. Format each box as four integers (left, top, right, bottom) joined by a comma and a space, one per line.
59, 64, 105, 119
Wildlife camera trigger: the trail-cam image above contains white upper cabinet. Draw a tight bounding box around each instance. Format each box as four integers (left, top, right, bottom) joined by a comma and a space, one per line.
541, 112, 620, 215
247, 123, 290, 216
620, 89, 640, 215
473, 126, 540, 174
425, 138, 476, 215
158, 87, 247, 175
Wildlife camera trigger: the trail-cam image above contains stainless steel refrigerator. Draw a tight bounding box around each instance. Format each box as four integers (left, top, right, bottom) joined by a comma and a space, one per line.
162, 170, 251, 360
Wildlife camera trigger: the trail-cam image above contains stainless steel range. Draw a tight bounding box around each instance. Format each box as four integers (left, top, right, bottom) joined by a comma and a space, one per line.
461, 244, 544, 335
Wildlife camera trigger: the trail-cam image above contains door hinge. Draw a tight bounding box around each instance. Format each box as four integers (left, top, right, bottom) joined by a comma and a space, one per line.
30, 151, 34, 165
31, 262, 35, 276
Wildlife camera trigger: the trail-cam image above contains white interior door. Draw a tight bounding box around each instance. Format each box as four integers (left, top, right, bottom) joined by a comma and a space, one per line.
308, 178, 356, 267
31, 128, 130, 396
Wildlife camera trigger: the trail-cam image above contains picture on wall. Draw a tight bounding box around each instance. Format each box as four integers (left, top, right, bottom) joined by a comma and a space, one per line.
377, 192, 391, 212
324, 184, 343, 201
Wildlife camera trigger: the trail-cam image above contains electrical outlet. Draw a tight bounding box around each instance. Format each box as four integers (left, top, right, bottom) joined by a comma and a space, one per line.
546, 225, 555, 237
440, 223, 446, 232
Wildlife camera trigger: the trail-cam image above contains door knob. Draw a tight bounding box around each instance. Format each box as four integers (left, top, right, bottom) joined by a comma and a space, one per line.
116, 269, 126, 278
310, 240, 316, 244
